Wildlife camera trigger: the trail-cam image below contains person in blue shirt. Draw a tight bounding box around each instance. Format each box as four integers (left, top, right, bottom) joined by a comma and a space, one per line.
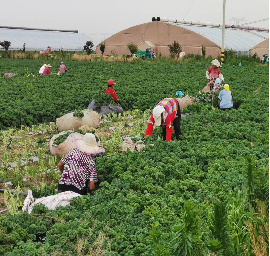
218, 84, 241, 110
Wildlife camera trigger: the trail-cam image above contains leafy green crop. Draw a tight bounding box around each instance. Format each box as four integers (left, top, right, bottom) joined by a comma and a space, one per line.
0, 58, 268, 255
52, 132, 71, 146
72, 109, 84, 118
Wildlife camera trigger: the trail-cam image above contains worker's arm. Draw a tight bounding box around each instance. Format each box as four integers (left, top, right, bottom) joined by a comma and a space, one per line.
206, 70, 210, 79
57, 160, 64, 173
218, 73, 224, 82
89, 181, 95, 191
145, 114, 154, 137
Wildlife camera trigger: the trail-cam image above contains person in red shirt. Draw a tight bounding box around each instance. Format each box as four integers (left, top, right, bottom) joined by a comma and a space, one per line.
105, 79, 119, 103
206, 59, 224, 88
145, 98, 181, 141
43, 64, 52, 75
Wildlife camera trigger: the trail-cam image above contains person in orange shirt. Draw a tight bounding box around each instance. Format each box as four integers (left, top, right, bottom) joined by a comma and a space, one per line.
105, 79, 120, 103
145, 98, 181, 141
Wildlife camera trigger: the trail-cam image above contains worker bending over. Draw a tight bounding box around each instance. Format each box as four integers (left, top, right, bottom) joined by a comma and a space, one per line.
105, 79, 120, 104
145, 98, 181, 141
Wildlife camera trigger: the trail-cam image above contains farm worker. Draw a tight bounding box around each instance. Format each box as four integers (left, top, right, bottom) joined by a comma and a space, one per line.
39, 64, 46, 75
218, 84, 241, 110
105, 79, 120, 104
145, 98, 181, 141
261, 54, 269, 64
3, 73, 16, 78
43, 64, 52, 75
211, 78, 223, 97
58, 61, 67, 75
206, 59, 224, 88
57, 133, 105, 195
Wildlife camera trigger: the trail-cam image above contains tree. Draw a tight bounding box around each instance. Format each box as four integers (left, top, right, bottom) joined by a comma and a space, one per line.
83, 41, 94, 55
127, 42, 138, 55
100, 41, 106, 55
168, 41, 182, 58
0, 41, 11, 51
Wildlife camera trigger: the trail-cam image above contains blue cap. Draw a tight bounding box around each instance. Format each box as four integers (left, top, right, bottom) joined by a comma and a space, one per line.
176, 91, 184, 97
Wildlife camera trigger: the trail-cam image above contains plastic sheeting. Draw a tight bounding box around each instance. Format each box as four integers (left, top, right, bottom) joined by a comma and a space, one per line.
166, 22, 269, 52
0, 27, 89, 51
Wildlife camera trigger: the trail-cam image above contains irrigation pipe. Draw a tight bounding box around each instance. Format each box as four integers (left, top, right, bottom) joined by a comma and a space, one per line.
0, 189, 28, 196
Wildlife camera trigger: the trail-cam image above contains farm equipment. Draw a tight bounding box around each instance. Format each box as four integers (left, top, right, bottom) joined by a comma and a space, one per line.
136, 48, 154, 59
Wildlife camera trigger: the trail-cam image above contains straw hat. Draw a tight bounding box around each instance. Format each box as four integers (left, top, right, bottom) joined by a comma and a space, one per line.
47, 64, 52, 68
76, 133, 104, 154
211, 59, 220, 67
153, 105, 165, 126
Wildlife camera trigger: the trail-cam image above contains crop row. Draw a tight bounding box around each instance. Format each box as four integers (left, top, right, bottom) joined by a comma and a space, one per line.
1, 58, 267, 129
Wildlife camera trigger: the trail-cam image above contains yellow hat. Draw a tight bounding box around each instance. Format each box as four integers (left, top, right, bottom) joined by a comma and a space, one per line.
224, 84, 231, 93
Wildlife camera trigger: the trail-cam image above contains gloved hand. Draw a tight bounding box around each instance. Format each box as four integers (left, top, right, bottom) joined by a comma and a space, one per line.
219, 73, 224, 82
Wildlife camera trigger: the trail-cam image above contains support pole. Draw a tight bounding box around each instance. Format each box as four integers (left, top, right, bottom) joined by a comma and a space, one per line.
221, 0, 226, 63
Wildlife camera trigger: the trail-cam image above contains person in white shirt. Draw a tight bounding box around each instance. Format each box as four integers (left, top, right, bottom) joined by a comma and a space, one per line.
39, 64, 47, 75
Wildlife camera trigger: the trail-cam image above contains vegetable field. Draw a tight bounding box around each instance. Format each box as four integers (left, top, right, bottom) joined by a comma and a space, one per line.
0, 58, 269, 255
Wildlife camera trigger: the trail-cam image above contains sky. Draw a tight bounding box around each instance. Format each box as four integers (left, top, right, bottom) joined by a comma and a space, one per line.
1, 0, 269, 47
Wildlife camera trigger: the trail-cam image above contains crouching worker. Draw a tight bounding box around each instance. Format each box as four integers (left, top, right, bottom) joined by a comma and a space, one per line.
218, 84, 241, 110
211, 78, 223, 99
145, 98, 181, 141
206, 59, 224, 88
57, 133, 105, 195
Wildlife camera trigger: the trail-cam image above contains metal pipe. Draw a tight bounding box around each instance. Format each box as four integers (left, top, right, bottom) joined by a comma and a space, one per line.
160, 16, 269, 32
222, 0, 226, 52
0, 26, 78, 33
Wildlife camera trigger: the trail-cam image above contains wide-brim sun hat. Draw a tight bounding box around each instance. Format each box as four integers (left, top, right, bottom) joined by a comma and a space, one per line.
153, 105, 165, 127
108, 79, 116, 86
211, 59, 220, 67
76, 133, 104, 154
47, 64, 52, 68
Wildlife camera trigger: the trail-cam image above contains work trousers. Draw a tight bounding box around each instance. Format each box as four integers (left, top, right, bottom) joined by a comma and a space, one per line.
162, 102, 181, 141
219, 101, 241, 110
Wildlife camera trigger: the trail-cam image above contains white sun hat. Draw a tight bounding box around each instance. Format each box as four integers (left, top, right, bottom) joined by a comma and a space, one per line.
153, 105, 165, 126
76, 133, 105, 154
211, 59, 220, 67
